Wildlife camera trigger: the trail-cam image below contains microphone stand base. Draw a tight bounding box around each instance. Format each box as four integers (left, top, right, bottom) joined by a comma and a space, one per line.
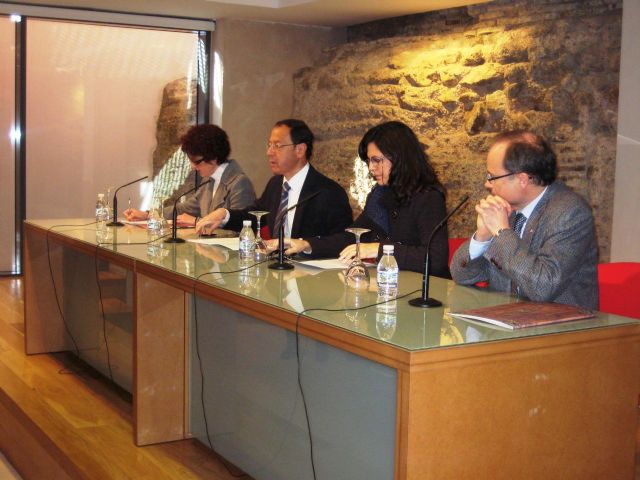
106, 221, 125, 227
268, 262, 294, 270
164, 237, 186, 244
408, 297, 443, 308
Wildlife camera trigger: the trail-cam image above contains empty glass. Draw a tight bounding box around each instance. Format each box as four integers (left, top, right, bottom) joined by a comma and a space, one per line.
105, 186, 115, 221
147, 198, 165, 238
249, 210, 269, 258
344, 227, 370, 290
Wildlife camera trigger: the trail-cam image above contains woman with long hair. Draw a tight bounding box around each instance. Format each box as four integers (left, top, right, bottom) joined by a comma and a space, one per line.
282, 120, 450, 276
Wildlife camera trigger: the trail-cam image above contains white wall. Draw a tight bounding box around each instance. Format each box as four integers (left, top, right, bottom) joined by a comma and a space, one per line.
610, 0, 640, 261
213, 19, 344, 193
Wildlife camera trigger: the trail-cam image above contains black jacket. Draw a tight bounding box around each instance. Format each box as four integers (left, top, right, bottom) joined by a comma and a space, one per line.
307, 186, 450, 277
226, 164, 353, 239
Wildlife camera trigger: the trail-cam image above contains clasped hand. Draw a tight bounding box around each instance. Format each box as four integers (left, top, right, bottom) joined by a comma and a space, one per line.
474, 194, 512, 241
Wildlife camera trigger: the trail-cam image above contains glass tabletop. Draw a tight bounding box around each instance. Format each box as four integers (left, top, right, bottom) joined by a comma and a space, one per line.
27, 218, 639, 351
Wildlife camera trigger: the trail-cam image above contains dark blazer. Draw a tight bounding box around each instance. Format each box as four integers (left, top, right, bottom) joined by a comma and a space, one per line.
307, 186, 450, 277
225, 164, 352, 238
450, 181, 599, 310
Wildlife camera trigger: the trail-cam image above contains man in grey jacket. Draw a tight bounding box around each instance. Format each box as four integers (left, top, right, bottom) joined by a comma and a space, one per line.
125, 124, 256, 225
450, 131, 598, 310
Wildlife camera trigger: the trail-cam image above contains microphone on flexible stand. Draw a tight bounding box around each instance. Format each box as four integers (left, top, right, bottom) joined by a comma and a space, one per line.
409, 195, 469, 308
107, 175, 148, 227
268, 190, 322, 271
165, 179, 213, 244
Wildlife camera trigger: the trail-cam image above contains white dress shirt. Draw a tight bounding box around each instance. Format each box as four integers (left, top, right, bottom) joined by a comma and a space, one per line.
282, 163, 310, 238
209, 161, 228, 202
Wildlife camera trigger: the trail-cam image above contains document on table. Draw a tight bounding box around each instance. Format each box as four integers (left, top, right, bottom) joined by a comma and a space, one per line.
186, 236, 239, 251
123, 220, 148, 226
295, 258, 346, 270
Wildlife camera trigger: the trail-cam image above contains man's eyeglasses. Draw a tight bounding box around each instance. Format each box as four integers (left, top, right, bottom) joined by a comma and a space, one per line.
486, 172, 516, 183
267, 142, 296, 151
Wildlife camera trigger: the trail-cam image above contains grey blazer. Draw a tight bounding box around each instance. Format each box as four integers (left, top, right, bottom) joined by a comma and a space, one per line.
164, 159, 256, 219
450, 181, 599, 310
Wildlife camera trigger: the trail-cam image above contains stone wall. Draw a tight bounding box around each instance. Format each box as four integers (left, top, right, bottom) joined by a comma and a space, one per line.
293, 0, 622, 260
152, 77, 196, 176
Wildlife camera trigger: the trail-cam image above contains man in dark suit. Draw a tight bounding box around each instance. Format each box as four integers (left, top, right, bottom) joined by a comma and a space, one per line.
450, 131, 598, 310
196, 119, 352, 239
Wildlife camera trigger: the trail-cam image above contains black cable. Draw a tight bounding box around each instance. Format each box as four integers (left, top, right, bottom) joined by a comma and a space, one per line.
292, 288, 421, 480
89, 232, 173, 383
45, 220, 169, 378
93, 245, 115, 382
189, 253, 278, 477
45, 224, 91, 359
191, 278, 248, 479
195, 255, 272, 280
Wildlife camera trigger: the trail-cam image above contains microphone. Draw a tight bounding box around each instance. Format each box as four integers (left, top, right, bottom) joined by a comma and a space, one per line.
269, 190, 322, 270
165, 179, 213, 244
107, 176, 149, 227
409, 195, 469, 308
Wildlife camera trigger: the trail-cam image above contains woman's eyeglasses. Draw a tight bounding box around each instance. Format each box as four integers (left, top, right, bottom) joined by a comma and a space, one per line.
367, 155, 389, 165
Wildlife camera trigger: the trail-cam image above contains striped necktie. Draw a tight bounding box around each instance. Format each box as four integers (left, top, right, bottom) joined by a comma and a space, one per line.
513, 212, 526, 237
511, 212, 527, 297
273, 181, 291, 236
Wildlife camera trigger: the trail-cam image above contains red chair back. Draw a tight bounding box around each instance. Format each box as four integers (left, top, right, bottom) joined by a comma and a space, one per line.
598, 262, 640, 319
448, 238, 467, 267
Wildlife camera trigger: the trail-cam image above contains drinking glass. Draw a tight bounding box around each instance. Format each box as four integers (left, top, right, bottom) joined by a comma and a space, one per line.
249, 211, 269, 258
147, 200, 163, 237
344, 227, 370, 290
105, 186, 115, 221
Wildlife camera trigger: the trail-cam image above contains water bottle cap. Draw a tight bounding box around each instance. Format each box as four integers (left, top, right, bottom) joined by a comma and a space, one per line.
383, 245, 394, 254
243, 220, 252, 226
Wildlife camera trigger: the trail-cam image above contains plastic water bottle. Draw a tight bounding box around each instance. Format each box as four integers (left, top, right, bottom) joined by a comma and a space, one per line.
377, 244, 399, 298
95, 193, 109, 227
239, 220, 255, 259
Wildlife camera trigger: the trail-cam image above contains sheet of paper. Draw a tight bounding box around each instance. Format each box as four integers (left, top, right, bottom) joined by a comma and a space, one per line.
186, 236, 239, 250
295, 258, 347, 270
123, 220, 148, 226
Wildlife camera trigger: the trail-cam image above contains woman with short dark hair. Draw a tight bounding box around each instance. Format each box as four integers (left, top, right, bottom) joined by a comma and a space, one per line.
124, 124, 256, 225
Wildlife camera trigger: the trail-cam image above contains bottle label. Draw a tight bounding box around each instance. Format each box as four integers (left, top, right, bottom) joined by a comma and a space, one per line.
377, 270, 398, 286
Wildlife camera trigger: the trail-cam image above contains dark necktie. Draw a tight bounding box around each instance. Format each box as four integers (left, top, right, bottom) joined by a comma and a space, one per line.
513, 212, 526, 237
273, 181, 291, 236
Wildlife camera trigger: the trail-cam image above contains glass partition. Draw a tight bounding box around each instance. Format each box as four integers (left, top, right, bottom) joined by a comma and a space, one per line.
0, 16, 16, 273
25, 19, 201, 220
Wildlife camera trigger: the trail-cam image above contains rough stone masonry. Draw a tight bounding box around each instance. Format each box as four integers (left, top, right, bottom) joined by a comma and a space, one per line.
293, 0, 622, 260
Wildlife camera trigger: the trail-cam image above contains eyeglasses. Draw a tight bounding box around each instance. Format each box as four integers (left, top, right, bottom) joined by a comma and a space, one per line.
486, 172, 516, 183
367, 155, 389, 166
267, 142, 295, 151
188, 155, 208, 165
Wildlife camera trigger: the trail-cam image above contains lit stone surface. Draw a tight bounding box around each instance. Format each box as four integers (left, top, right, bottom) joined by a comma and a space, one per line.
293, 0, 621, 260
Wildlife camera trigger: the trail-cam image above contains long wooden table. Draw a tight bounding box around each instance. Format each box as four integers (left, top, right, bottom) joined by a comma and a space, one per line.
23, 219, 640, 479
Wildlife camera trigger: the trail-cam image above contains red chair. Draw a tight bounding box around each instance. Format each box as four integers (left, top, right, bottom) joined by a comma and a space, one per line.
448, 237, 489, 288
448, 238, 468, 267
598, 262, 640, 319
